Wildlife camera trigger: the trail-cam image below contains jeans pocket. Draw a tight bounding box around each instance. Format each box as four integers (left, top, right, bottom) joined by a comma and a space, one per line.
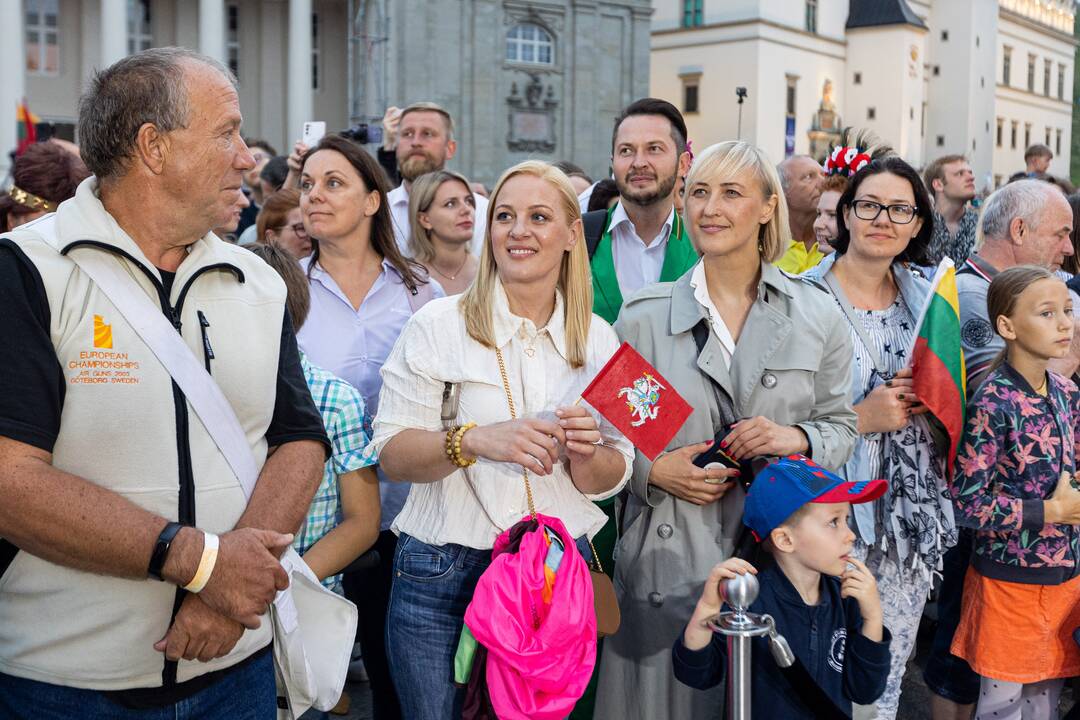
396, 536, 462, 582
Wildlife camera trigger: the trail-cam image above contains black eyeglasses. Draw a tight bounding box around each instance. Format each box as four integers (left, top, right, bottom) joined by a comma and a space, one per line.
851, 199, 918, 224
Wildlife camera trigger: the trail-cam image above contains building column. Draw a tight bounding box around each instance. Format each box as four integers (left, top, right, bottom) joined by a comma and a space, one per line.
0, 0, 25, 179
287, 0, 313, 145
100, 0, 127, 67
199, 0, 226, 64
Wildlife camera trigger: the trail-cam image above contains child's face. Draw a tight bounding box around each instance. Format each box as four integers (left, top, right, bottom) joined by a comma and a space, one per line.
784, 502, 856, 577
999, 278, 1074, 362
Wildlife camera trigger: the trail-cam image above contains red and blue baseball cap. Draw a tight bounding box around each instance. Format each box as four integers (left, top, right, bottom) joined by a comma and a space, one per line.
743, 454, 887, 541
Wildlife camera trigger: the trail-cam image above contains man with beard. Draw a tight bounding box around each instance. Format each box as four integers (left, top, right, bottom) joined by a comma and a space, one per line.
386, 102, 488, 256
775, 154, 825, 274
588, 98, 697, 324
924, 154, 979, 265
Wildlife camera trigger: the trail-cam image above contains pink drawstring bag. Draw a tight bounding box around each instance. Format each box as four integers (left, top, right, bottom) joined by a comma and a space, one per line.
464, 513, 597, 720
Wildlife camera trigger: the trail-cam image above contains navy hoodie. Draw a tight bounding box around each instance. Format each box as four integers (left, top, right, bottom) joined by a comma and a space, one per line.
672, 564, 892, 719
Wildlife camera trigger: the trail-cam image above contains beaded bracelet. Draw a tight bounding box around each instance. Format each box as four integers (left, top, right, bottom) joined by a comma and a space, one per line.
445, 421, 478, 468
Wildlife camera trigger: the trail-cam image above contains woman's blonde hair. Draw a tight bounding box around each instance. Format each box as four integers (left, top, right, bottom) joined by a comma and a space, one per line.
682, 141, 790, 262
407, 170, 475, 262
459, 160, 593, 368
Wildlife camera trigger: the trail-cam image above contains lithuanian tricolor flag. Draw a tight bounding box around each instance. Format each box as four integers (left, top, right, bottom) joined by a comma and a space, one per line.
909, 259, 966, 478
16, 100, 39, 156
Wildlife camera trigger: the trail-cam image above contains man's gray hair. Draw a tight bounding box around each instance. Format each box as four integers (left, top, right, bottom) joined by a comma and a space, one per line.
979, 179, 1057, 246
776, 155, 814, 194
78, 47, 236, 180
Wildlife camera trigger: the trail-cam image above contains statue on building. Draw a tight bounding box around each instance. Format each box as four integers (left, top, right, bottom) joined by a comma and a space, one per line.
808, 78, 842, 162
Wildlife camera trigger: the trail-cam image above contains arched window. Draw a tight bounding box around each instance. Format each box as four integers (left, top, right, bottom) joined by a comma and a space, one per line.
506, 23, 555, 66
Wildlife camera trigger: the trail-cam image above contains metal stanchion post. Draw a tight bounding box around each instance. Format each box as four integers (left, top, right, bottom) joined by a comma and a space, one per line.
706, 572, 795, 720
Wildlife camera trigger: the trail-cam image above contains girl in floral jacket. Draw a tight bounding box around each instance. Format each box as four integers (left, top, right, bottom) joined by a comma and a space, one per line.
950, 265, 1080, 720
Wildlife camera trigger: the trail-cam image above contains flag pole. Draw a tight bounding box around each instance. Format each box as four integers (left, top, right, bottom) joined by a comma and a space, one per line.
903, 257, 953, 366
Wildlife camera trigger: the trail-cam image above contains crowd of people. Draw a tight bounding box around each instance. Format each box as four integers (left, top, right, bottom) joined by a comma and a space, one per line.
3, 46, 1080, 720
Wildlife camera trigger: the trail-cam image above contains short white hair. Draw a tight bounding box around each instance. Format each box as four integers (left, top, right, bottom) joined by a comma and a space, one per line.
978, 179, 1061, 249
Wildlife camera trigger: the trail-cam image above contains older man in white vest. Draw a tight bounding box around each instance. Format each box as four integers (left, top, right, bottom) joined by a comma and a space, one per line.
0, 48, 329, 719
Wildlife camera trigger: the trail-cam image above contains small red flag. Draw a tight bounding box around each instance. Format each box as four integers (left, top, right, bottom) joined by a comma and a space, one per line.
580, 342, 693, 460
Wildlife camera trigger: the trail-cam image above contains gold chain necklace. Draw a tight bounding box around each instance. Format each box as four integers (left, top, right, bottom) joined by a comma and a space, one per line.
494, 346, 605, 571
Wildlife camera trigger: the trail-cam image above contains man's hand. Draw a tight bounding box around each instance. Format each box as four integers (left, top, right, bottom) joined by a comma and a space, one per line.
154, 594, 244, 662
382, 106, 402, 151
164, 527, 292, 629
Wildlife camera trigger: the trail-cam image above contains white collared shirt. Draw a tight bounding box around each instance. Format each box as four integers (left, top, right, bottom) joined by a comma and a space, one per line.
609, 201, 675, 298
371, 280, 633, 549
689, 260, 736, 369
388, 182, 488, 258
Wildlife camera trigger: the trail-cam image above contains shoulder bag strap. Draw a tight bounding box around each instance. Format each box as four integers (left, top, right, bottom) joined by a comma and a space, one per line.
68, 249, 259, 499
583, 210, 608, 260
821, 272, 886, 376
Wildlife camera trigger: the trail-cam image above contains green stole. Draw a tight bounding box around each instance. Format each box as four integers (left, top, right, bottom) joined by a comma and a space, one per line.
591, 204, 698, 324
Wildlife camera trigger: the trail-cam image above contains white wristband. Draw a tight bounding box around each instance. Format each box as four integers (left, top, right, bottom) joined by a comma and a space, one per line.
182, 532, 219, 593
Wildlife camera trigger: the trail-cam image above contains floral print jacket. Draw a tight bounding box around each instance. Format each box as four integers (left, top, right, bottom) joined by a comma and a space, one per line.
951, 363, 1080, 585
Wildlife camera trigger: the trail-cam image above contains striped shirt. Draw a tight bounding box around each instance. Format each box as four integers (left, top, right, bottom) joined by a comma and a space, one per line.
294, 354, 379, 593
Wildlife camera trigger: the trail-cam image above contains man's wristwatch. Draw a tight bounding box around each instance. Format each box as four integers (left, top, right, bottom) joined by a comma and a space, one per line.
147, 521, 184, 581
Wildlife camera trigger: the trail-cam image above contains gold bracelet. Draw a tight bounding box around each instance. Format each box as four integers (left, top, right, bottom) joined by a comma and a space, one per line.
448, 422, 478, 467
445, 425, 460, 463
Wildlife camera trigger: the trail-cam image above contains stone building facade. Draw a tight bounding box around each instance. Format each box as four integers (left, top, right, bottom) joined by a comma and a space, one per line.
2, 0, 652, 186
650, 0, 1077, 190
352, 0, 652, 184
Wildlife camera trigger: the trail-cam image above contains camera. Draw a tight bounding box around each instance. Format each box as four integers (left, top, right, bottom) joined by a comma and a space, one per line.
340, 123, 384, 145
735, 87, 748, 102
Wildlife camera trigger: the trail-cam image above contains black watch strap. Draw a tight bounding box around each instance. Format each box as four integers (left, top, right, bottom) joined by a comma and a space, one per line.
148, 521, 184, 581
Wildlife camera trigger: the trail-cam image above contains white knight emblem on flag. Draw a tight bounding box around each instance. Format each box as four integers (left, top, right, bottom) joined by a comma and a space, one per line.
619, 373, 664, 427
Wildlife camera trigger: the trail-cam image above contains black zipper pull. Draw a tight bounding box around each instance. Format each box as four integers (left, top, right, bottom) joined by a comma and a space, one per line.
197, 310, 214, 373
169, 307, 182, 332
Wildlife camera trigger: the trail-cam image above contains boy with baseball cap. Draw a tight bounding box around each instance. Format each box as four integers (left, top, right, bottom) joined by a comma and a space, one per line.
672, 455, 893, 719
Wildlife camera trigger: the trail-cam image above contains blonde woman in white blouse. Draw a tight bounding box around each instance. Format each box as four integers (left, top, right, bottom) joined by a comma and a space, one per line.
372, 160, 634, 719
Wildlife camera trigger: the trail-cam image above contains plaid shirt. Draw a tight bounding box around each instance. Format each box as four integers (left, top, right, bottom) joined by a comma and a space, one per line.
294, 354, 378, 594
928, 206, 979, 266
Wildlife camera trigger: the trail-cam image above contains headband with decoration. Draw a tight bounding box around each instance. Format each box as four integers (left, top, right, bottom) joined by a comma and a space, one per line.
823, 146, 871, 178
7, 186, 57, 213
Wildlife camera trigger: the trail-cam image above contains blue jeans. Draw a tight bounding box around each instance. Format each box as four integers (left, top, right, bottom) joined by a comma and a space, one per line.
386, 532, 594, 720
0, 647, 276, 719
923, 528, 981, 705
385, 533, 492, 720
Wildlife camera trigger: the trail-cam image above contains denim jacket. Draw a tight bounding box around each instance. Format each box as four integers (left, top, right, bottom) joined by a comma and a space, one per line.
801, 254, 931, 544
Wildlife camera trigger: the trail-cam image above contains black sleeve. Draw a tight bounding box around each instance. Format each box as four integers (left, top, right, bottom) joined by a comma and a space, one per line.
0, 240, 64, 452
671, 627, 727, 690
377, 147, 400, 187
266, 307, 331, 458
841, 599, 892, 705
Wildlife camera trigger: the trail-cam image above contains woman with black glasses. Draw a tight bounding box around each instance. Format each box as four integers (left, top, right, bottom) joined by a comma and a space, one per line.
803, 156, 955, 720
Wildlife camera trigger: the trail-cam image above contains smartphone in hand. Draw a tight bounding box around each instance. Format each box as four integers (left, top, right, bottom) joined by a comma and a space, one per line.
301, 121, 326, 147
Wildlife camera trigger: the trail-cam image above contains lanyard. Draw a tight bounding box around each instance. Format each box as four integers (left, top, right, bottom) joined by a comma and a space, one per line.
822, 271, 888, 379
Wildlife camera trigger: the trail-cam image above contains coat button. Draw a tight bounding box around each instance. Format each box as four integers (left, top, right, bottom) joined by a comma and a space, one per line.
648, 592, 664, 607
657, 523, 673, 539
761, 372, 778, 389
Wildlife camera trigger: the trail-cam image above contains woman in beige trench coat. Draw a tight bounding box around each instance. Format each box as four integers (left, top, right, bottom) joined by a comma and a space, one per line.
594, 141, 858, 720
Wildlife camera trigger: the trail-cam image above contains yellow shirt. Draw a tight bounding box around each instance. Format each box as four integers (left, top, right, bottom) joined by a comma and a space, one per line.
775, 239, 825, 275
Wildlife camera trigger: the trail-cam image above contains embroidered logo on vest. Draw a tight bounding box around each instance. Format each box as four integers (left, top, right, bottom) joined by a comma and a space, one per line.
93, 314, 113, 349
67, 314, 142, 386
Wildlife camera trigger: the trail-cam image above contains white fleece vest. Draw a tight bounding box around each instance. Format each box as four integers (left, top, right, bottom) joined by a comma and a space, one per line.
0, 180, 285, 689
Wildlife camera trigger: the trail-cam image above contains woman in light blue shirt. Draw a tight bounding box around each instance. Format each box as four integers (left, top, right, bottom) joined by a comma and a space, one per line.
295, 134, 442, 720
